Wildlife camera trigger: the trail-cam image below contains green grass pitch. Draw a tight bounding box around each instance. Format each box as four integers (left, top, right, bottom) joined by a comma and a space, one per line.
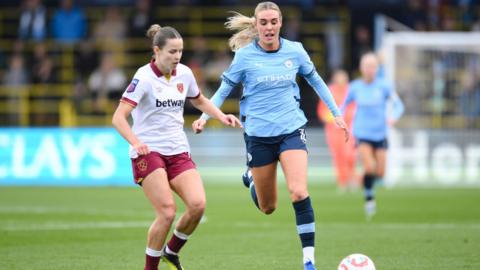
1, 182, 479, 269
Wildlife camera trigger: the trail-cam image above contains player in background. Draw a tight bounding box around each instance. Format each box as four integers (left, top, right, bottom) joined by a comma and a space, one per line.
341, 52, 404, 219
112, 24, 241, 270
192, 2, 349, 269
317, 69, 357, 193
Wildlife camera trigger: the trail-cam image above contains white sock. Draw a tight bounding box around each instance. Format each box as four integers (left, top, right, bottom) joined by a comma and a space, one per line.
173, 229, 189, 240
165, 245, 177, 255
303, 246, 315, 264
146, 247, 162, 257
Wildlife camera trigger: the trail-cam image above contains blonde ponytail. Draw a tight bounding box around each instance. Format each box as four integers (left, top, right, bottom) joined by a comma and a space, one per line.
225, 12, 256, 52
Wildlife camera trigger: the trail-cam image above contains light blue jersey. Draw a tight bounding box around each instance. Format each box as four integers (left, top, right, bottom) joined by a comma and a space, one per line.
343, 78, 404, 141
202, 38, 340, 137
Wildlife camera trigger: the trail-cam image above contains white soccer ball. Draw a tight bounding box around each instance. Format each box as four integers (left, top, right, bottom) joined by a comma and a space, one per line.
337, 253, 376, 270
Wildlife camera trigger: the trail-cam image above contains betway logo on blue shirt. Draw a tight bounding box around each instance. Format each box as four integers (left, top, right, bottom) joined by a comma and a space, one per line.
156, 99, 184, 107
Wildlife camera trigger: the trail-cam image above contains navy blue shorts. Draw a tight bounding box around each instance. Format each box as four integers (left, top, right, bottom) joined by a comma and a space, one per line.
244, 125, 308, 167
356, 138, 388, 149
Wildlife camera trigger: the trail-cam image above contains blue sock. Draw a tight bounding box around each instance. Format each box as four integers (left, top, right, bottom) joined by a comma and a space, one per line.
363, 174, 376, 201
293, 197, 315, 248
242, 168, 253, 188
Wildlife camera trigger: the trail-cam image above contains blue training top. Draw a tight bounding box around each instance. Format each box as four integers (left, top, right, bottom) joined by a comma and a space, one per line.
201, 38, 340, 137
342, 77, 404, 141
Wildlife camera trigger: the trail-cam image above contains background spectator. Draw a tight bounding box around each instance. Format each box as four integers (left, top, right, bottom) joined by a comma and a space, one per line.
93, 6, 127, 42
31, 43, 56, 84
88, 53, 126, 112
402, 0, 427, 31
74, 40, 100, 81
18, 0, 47, 41
2, 55, 29, 87
51, 0, 87, 44
128, 0, 153, 37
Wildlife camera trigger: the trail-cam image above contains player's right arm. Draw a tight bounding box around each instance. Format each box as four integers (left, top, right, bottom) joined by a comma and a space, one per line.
112, 102, 150, 155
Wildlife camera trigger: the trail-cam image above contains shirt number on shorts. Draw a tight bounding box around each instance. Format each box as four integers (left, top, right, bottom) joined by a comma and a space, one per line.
299, 128, 307, 144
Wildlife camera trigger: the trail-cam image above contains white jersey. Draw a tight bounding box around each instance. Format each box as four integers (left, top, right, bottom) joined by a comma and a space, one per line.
121, 60, 200, 158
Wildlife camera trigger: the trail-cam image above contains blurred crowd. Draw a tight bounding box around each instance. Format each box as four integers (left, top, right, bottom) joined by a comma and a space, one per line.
0, 0, 479, 125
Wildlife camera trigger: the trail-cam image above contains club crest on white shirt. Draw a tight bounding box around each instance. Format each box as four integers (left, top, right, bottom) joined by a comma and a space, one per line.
177, 83, 184, 93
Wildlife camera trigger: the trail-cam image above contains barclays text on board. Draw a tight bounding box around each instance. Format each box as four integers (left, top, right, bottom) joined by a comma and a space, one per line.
1, 128, 479, 187
0, 128, 134, 186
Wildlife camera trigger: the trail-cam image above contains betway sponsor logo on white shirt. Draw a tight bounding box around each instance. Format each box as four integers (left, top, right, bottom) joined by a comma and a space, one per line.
156, 99, 185, 108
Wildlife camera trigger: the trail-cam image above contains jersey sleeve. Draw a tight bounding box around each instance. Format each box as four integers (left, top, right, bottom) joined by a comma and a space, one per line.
385, 82, 405, 121
186, 69, 201, 99
221, 51, 244, 85
340, 84, 355, 113
121, 72, 147, 107
297, 42, 315, 77
297, 42, 341, 117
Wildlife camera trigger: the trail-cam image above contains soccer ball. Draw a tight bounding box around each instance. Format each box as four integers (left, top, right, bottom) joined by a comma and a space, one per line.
337, 253, 376, 270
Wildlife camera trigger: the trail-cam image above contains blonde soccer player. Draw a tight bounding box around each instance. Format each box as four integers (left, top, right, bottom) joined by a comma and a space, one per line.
341, 52, 404, 219
192, 2, 348, 269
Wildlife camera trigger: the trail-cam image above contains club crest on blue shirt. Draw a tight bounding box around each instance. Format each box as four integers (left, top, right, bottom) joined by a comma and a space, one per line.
126, 79, 139, 93
284, 59, 293, 68
177, 83, 184, 93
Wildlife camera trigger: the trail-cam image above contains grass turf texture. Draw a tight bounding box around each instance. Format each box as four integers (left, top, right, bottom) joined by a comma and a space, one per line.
1, 183, 479, 269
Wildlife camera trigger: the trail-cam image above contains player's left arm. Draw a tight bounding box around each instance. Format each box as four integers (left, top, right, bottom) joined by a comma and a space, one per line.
305, 71, 341, 117
190, 94, 242, 130
296, 42, 340, 117
305, 70, 349, 142
386, 84, 405, 125
297, 43, 349, 141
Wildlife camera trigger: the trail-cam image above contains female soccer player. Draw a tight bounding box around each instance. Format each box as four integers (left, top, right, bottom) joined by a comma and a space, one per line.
342, 52, 404, 219
317, 69, 357, 192
112, 24, 241, 270
192, 2, 348, 269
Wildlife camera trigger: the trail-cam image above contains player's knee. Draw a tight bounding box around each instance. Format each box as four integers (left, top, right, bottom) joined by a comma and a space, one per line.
157, 204, 176, 224
187, 199, 206, 218
364, 166, 376, 175
260, 204, 276, 215
288, 188, 309, 202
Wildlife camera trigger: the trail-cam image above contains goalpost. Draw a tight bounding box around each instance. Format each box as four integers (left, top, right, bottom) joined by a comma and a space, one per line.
380, 32, 480, 187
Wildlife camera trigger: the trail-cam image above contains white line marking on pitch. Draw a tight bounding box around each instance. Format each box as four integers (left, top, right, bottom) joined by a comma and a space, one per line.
0, 206, 152, 217
1, 215, 208, 232
2, 221, 153, 231
232, 222, 480, 230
